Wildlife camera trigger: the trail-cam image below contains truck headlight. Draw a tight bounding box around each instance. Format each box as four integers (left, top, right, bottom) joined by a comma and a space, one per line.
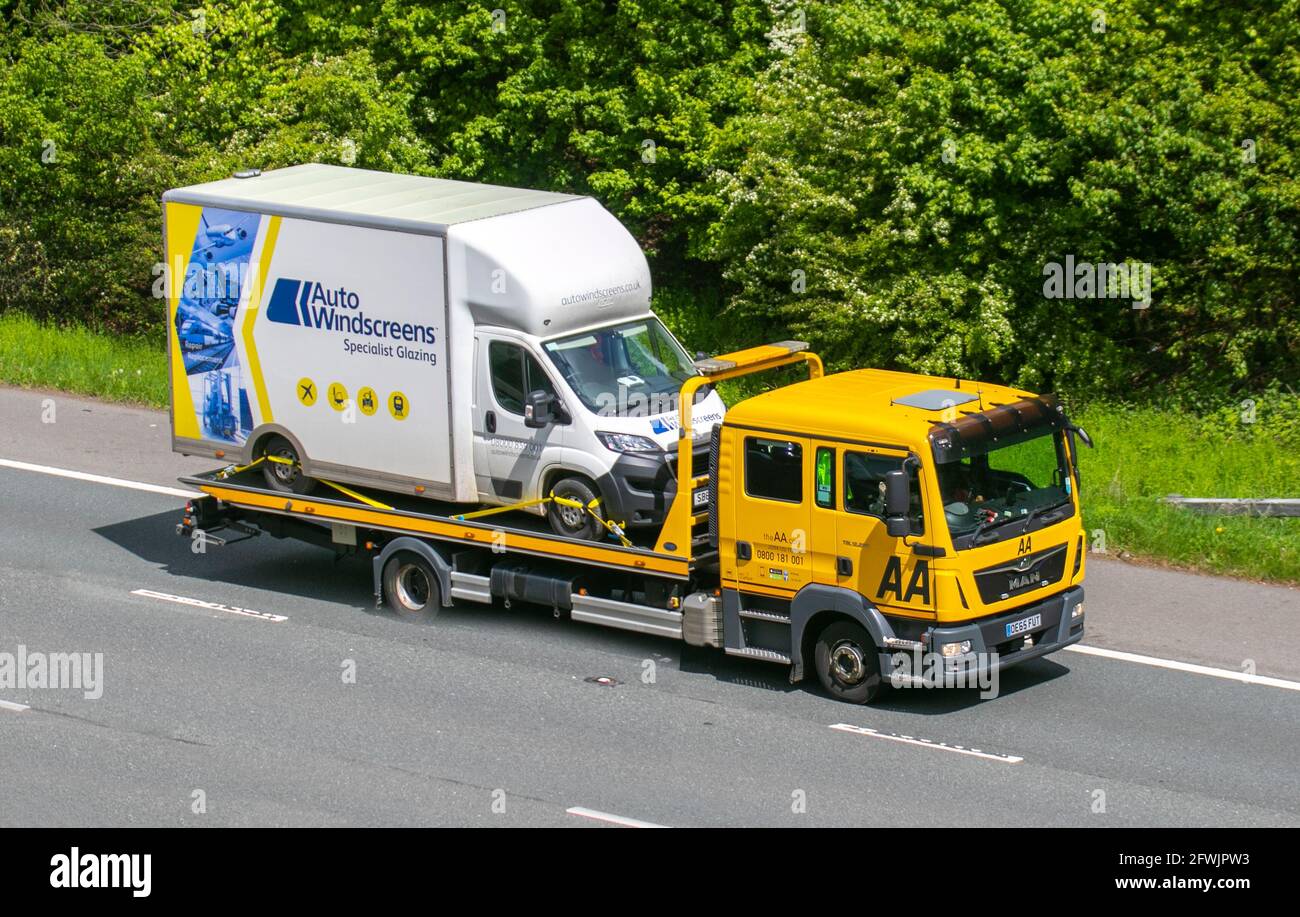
940, 640, 972, 658
596, 432, 661, 454
1071, 602, 1084, 619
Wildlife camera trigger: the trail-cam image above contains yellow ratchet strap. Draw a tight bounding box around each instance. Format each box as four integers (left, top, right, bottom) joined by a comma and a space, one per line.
454, 492, 633, 548
215, 455, 392, 510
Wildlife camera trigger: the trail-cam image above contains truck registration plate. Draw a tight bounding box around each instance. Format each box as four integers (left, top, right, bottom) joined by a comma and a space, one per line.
693, 490, 709, 509
1005, 614, 1042, 638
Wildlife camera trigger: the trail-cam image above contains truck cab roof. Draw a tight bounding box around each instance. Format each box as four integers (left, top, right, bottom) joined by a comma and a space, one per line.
724, 369, 1039, 454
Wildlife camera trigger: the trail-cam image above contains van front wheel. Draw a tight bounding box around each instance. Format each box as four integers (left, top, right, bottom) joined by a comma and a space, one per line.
546, 476, 604, 541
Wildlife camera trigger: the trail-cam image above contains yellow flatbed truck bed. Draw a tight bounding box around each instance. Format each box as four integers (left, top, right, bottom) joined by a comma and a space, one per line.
183, 465, 701, 581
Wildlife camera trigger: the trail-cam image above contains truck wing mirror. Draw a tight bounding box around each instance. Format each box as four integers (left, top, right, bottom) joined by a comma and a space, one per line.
1071, 425, 1094, 449
883, 469, 911, 538
524, 390, 556, 428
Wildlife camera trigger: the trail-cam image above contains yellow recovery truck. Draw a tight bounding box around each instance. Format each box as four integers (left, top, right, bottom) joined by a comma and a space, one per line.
179, 341, 1090, 703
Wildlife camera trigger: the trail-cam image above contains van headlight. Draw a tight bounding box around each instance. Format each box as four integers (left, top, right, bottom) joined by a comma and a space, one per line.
596, 432, 661, 454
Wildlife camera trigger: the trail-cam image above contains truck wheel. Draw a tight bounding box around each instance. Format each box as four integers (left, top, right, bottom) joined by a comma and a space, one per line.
260, 435, 316, 495
814, 621, 883, 704
382, 552, 441, 620
546, 476, 605, 541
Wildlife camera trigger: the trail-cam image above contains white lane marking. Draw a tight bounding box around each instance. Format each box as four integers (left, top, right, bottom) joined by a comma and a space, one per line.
0, 699, 30, 713
566, 807, 668, 828
830, 723, 1024, 764
1065, 643, 1300, 692
131, 589, 288, 623
0, 458, 195, 498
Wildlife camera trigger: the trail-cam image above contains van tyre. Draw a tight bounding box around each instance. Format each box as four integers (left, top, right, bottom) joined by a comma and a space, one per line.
546, 476, 604, 541
814, 620, 883, 704
382, 552, 441, 621
260, 435, 316, 495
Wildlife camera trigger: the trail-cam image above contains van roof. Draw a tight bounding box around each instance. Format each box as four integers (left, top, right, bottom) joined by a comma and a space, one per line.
162, 163, 582, 235
725, 368, 1037, 451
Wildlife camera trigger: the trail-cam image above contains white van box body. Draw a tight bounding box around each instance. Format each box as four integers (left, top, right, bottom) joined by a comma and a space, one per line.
162, 164, 725, 519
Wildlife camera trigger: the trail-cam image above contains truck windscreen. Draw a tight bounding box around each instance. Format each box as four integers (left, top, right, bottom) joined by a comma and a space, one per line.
929, 398, 1074, 546
544, 318, 697, 417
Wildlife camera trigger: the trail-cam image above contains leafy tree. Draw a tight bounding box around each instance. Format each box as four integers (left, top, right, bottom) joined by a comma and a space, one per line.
706, 0, 1299, 397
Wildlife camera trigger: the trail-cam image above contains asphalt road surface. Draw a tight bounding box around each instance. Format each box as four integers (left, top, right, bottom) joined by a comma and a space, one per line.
1, 387, 1297, 827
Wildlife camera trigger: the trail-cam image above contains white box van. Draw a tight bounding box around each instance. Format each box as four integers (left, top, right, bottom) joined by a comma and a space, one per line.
162, 164, 726, 539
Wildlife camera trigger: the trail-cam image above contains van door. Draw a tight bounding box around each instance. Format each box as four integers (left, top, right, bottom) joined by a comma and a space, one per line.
472, 335, 565, 504
833, 446, 935, 617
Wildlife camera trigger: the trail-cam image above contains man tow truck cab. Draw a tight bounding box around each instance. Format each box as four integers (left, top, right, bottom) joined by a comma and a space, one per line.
710, 358, 1090, 702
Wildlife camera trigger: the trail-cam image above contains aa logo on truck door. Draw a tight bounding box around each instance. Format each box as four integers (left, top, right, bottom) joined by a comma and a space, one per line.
876, 557, 931, 604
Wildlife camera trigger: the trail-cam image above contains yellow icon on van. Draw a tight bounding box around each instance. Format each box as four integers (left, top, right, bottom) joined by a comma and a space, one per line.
388, 391, 409, 420
327, 382, 348, 411
357, 386, 378, 416
296, 377, 317, 406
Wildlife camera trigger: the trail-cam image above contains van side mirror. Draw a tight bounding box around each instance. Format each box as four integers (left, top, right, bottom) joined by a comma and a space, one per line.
884, 469, 911, 538
524, 390, 556, 428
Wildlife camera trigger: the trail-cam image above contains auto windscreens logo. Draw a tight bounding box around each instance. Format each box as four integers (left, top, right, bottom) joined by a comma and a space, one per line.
265, 278, 436, 345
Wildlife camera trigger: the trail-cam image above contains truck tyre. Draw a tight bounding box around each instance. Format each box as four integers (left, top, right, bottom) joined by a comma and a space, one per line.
814, 620, 883, 704
260, 435, 316, 495
546, 475, 604, 541
382, 552, 441, 620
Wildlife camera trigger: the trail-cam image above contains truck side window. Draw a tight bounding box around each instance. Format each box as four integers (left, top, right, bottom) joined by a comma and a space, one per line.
844, 451, 924, 532
814, 447, 835, 508
744, 437, 803, 503
489, 341, 555, 416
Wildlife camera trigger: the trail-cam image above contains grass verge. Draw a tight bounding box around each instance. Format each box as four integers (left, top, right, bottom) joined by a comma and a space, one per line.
1071, 401, 1299, 584
0, 312, 168, 407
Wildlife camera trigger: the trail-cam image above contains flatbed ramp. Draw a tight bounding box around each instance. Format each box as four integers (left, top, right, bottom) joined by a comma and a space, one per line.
181, 466, 702, 580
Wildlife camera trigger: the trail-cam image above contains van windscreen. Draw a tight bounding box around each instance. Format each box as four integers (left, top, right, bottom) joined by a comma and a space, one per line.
543, 318, 697, 417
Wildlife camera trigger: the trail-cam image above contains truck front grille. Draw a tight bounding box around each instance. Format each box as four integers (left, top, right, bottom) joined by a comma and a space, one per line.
973, 544, 1068, 604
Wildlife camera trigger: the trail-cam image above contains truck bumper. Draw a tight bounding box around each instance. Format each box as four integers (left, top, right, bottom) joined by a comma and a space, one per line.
884, 585, 1085, 684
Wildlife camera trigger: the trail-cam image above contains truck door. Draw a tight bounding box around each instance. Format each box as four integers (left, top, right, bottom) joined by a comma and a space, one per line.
833, 446, 935, 617
731, 434, 813, 597
472, 335, 564, 503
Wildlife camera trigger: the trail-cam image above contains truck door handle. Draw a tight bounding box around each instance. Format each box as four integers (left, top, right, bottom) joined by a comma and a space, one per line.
837, 556, 853, 577
735, 541, 752, 561
486, 411, 496, 433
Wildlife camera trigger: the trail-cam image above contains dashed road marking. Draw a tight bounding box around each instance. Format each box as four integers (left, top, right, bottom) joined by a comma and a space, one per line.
0, 699, 31, 713
566, 807, 667, 828
131, 589, 287, 623
830, 723, 1024, 764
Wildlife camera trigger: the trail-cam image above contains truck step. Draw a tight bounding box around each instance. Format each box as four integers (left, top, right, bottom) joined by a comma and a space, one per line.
738, 608, 790, 623
725, 646, 792, 665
